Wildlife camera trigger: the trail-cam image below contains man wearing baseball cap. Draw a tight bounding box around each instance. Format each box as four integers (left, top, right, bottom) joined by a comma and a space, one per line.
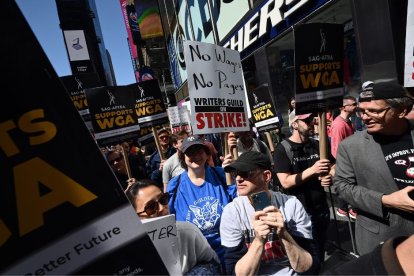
334, 81, 414, 255
274, 110, 333, 264
146, 128, 176, 189
220, 151, 318, 275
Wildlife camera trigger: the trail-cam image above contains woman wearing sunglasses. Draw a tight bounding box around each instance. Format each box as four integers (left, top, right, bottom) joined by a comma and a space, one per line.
125, 179, 221, 275
166, 136, 237, 271
106, 149, 143, 190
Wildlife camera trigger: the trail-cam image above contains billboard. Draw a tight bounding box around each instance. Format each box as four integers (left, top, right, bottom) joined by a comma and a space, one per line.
134, 0, 163, 39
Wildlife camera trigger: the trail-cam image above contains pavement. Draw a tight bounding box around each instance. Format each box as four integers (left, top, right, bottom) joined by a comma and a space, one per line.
320, 190, 360, 274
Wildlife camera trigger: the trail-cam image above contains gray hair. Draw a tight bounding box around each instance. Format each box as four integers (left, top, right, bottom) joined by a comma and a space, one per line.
385, 97, 414, 113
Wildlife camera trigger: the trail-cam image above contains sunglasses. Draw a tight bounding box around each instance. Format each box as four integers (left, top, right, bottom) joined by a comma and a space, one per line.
159, 135, 169, 140
137, 193, 169, 216
230, 169, 258, 179
109, 156, 123, 166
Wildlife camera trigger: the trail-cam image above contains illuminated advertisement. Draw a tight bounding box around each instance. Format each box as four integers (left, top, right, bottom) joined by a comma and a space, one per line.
134, 0, 163, 39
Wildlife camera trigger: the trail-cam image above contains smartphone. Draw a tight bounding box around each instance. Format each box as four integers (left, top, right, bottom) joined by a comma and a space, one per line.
409, 190, 414, 200
251, 191, 271, 211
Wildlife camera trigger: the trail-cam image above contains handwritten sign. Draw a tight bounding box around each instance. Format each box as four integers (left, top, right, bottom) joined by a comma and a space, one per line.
168, 106, 181, 133
142, 215, 182, 276
184, 41, 249, 134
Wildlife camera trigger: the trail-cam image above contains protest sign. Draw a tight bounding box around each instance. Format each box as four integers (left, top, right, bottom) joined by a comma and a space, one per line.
131, 79, 168, 126
138, 125, 163, 146
0, 2, 168, 274
405, 0, 414, 87
294, 23, 344, 114
168, 106, 182, 133
129, 80, 169, 144
179, 100, 192, 133
85, 86, 140, 146
168, 106, 191, 134
60, 73, 101, 131
247, 84, 279, 132
184, 41, 249, 134
142, 215, 182, 276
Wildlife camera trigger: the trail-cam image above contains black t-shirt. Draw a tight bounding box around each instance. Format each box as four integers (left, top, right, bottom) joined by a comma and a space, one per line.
375, 130, 414, 189
273, 139, 328, 213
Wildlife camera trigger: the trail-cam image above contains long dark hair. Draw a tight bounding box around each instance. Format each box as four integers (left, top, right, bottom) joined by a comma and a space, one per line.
124, 179, 161, 209
288, 96, 296, 112
178, 145, 211, 170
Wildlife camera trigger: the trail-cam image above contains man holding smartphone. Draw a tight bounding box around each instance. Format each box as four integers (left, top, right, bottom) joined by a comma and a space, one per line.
220, 151, 318, 275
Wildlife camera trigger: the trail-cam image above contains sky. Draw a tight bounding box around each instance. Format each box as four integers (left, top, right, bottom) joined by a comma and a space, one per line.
15, 0, 136, 85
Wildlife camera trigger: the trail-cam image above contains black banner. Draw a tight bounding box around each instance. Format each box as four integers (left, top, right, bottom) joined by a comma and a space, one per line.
294, 23, 344, 114
85, 86, 140, 146
129, 79, 169, 144
60, 73, 101, 132
247, 84, 279, 132
0, 1, 167, 274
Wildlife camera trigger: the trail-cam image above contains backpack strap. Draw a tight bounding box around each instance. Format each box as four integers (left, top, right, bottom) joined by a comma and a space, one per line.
256, 138, 268, 155
280, 139, 293, 164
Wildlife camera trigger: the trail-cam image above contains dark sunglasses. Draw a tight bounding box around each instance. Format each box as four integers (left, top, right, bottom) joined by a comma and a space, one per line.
137, 193, 169, 216
159, 135, 169, 140
109, 156, 123, 165
230, 169, 257, 179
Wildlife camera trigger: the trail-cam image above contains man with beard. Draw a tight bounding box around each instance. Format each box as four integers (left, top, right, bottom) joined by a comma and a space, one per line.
334, 81, 414, 255
273, 111, 333, 266
146, 128, 176, 190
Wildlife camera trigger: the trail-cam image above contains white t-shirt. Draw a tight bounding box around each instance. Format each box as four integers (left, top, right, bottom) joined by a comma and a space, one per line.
220, 191, 312, 275
162, 152, 184, 184
177, 221, 220, 274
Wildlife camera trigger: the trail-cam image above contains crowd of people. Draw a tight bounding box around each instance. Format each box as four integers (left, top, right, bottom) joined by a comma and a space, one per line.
102, 80, 414, 275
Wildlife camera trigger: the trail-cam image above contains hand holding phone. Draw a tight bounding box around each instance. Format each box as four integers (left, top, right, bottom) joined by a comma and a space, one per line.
251, 191, 271, 211
409, 190, 414, 200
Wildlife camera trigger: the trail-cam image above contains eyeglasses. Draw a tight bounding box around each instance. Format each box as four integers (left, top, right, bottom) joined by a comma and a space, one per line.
137, 193, 169, 216
109, 156, 123, 165
230, 169, 258, 179
159, 135, 169, 140
357, 107, 391, 117
343, 102, 357, 107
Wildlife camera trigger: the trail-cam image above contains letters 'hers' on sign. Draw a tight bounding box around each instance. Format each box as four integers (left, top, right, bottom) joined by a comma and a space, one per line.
184, 41, 249, 135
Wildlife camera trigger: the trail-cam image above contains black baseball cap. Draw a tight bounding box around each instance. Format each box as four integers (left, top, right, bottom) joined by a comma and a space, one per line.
359, 81, 407, 102
181, 135, 209, 154
224, 151, 271, 172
